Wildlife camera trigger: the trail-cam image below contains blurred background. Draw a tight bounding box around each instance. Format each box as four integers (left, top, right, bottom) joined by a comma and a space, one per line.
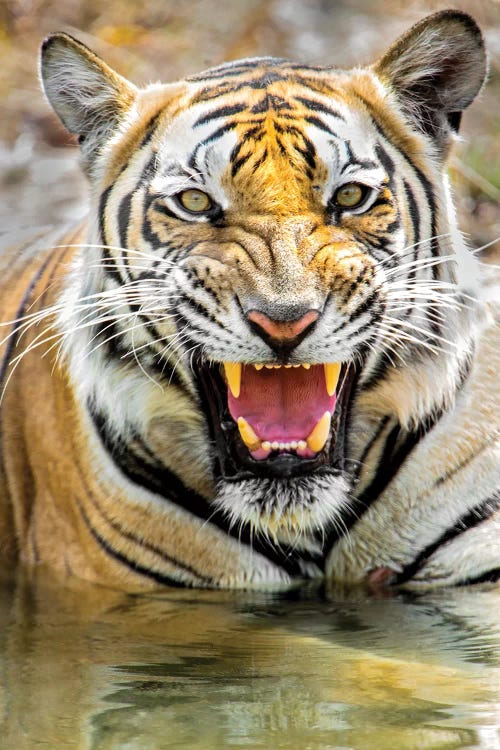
0, 0, 498, 253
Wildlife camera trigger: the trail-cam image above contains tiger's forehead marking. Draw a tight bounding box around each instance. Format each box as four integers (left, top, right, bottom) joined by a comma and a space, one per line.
150, 62, 386, 215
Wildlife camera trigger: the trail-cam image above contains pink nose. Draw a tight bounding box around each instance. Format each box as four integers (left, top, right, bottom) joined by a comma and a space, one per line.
246, 309, 319, 343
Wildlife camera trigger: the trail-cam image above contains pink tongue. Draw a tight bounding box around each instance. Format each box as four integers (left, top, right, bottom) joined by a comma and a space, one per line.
227, 365, 336, 442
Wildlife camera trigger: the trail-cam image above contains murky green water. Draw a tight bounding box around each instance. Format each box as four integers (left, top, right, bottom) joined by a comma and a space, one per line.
0, 572, 499, 749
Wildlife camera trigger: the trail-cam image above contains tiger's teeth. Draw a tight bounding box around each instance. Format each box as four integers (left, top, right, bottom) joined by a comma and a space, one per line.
223, 362, 241, 398
237, 417, 261, 450
301, 363, 311, 370
324, 363, 341, 397
306, 411, 331, 453
254, 363, 264, 371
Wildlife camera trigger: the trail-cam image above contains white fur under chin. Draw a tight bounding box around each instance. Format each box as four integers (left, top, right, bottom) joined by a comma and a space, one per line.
212, 471, 351, 550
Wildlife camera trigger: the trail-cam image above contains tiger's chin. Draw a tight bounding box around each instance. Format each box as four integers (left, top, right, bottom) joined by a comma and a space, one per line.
195, 358, 358, 542
213, 472, 351, 546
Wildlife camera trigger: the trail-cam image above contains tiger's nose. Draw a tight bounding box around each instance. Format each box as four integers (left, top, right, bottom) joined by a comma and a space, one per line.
246, 308, 319, 352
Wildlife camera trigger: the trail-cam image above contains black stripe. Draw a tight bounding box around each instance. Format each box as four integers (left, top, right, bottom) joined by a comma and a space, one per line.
373, 119, 442, 310
402, 178, 420, 316
147, 351, 186, 387
294, 96, 345, 121
251, 148, 269, 173
98, 186, 125, 286
194, 103, 247, 127
340, 158, 378, 174
197, 122, 237, 148
346, 289, 382, 324
325, 418, 437, 549
91, 189, 187, 390
98, 160, 186, 368
117, 190, 132, 251
302, 115, 336, 135
360, 350, 397, 391
0, 247, 65, 393
76, 496, 188, 588
354, 415, 391, 481
366, 143, 443, 387
251, 93, 293, 113
394, 493, 500, 586
375, 142, 395, 177
121, 153, 158, 273
231, 150, 253, 178
373, 121, 437, 222
92, 410, 212, 516
138, 113, 162, 149
293, 135, 316, 172
188, 58, 286, 82
90, 410, 323, 576
192, 72, 290, 104
457, 568, 500, 586
403, 178, 420, 252
81, 481, 216, 585
147, 201, 179, 222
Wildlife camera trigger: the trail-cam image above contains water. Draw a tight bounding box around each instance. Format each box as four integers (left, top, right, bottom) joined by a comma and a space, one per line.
1, 571, 499, 749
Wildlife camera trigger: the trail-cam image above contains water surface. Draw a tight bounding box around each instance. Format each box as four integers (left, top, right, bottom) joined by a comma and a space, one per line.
1, 572, 499, 749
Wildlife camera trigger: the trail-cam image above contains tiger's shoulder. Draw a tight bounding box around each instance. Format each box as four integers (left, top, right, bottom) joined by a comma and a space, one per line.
329, 261, 500, 589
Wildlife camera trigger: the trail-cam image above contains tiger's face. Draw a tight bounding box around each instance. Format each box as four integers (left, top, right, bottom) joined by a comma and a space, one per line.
42, 12, 486, 547
98, 67, 399, 536
142, 70, 391, 462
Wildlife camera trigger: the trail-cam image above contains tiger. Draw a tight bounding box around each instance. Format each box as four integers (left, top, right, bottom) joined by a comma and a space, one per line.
0, 9, 498, 592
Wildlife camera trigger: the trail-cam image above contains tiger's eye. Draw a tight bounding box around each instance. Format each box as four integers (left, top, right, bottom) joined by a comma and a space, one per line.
334, 183, 366, 208
178, 189, 212, 213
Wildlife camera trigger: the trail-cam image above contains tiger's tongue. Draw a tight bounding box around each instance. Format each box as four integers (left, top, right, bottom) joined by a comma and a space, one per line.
227, 365, 336, 442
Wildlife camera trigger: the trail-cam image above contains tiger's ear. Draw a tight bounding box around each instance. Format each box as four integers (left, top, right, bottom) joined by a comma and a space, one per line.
373, 10, 487, 152
40, 33, 137, 174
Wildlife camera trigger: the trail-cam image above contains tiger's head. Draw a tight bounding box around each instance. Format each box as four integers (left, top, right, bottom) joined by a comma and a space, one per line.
40, 11, 487, 549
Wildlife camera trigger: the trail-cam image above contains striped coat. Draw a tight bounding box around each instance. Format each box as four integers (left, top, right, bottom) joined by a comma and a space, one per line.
0, 10, 498, 590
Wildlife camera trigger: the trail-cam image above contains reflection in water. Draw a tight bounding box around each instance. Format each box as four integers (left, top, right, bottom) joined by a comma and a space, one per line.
1, 571, 499, 749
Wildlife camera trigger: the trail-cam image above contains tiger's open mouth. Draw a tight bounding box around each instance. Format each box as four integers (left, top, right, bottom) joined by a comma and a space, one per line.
196, 360, 357, 480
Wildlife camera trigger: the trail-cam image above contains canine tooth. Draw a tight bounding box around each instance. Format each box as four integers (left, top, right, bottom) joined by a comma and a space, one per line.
324, 363, 341, 397
306, 411, 331, 453
301, 363, 311, 370
237, 417, 261, 450
254, 364, 264, 371
298, 440, 307, 450
262, 441, 271, 451
223, 362, 241, 398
